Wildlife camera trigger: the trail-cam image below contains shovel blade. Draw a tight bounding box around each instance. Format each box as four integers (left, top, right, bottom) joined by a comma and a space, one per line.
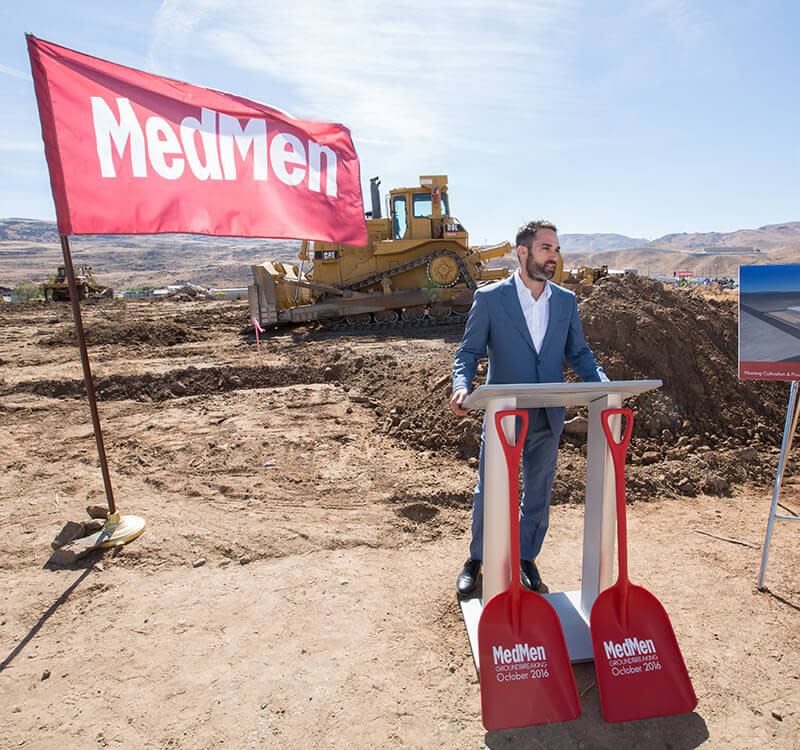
590, 583, 697, 722
478, 589, 581, 730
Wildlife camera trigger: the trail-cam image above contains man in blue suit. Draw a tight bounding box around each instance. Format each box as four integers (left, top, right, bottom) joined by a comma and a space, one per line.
450, 220, 608, 596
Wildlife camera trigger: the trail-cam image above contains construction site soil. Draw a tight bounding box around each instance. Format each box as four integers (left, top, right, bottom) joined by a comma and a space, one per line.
1, 275, 798, 748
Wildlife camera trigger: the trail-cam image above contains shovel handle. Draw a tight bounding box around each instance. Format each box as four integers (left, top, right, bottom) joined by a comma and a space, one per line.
601, 408, 633, 586
494, 410, 529, 594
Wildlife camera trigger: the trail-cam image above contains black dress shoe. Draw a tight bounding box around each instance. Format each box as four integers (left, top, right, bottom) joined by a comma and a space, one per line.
520, 559, 541, 591
456, 558, 481, 596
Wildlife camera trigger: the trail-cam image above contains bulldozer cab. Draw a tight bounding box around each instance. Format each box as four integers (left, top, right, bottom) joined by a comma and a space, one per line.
389, 175, 453, 241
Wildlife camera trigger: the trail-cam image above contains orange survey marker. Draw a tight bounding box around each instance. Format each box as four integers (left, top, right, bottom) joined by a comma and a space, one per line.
477, 410, 581, 730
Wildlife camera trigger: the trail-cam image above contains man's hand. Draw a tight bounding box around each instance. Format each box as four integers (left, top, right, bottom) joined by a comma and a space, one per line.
450, 387, 469, 416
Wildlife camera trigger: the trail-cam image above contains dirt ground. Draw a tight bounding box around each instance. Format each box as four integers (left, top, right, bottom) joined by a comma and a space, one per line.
1, 282, 798, 748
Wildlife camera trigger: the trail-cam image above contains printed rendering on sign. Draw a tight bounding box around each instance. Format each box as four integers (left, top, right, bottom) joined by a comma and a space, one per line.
739, 264, 800, 380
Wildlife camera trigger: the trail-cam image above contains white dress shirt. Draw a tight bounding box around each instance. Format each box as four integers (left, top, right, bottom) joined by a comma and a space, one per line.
513, 269, 551, 353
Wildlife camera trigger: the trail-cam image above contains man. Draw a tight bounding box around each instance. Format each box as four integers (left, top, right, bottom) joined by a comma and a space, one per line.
450, 220, 608, 596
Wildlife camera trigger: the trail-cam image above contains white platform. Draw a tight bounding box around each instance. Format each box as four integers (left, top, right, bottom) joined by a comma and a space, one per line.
460, 590, 593, 671
459, 380, 661, 668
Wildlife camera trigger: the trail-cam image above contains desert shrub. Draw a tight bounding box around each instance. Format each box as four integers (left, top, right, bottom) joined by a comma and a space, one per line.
13, 280, 43, 300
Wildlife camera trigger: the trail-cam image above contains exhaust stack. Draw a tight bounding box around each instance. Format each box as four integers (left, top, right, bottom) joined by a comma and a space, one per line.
369, 176, 382, 219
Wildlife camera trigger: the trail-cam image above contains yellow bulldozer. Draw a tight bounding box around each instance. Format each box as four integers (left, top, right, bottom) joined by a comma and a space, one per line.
564, 264, 609, 286
249, 175, 512, 328
43, 265, 114, 301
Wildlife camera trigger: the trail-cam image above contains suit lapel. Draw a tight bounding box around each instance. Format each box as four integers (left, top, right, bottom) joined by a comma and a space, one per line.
500, 276, 537, 355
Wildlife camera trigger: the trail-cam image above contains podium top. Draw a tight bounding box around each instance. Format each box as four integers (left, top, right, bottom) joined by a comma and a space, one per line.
462, 380, 662, 410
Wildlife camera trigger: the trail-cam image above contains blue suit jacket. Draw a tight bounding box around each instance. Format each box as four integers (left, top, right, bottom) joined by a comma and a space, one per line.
452, 274, 608, 436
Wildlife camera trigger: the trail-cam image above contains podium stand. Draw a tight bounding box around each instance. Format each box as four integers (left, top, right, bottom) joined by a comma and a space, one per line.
459, 380, 661, 667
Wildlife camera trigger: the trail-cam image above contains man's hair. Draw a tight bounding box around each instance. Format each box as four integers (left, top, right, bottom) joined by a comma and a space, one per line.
516, 220, 558, 249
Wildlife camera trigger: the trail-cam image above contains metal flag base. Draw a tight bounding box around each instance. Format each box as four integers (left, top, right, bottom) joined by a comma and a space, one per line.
97, 512, 146, 548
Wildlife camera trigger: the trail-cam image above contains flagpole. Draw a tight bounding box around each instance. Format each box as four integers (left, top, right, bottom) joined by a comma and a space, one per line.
59, 234, 145, 546
60, 234, 117, 514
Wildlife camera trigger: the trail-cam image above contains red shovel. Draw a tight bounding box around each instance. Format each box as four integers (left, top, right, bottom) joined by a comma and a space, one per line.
591, 408, 697, 722
477, 410, 581, 730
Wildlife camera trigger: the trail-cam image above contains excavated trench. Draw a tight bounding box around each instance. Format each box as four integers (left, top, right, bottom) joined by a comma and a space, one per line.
8, 363, 337, 402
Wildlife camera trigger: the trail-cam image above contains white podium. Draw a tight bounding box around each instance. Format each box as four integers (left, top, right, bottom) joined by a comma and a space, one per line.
459, 380, 661, 667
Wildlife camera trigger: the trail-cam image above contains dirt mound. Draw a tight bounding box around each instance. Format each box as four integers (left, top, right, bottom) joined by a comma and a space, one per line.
579, 274, 786, 444
41, 318, 207, 347
34, 300, 247, 348
337, 276, 793, 502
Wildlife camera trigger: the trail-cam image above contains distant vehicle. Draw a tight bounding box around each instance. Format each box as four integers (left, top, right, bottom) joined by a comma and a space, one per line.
43, 266, 113, 301
564, 265, 609, 286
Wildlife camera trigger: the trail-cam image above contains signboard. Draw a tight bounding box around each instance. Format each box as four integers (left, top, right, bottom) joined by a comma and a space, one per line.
739, 264, 800, 380
676, 271, 693, 278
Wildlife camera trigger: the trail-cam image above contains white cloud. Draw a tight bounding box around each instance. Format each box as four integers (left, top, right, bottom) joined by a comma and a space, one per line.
0, 140, 41, 152
147, 0, 578, 165
0, 64, 31, 81
642, 0, 709, 43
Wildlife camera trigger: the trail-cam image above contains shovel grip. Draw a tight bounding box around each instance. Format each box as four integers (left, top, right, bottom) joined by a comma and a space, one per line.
601, 408, 633, 586
494, 410, 529, 470
495, 410, 529, 594
600, 407, 633, 463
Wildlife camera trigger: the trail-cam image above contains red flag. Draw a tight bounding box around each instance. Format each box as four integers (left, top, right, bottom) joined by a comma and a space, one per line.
26, 35, 367, 245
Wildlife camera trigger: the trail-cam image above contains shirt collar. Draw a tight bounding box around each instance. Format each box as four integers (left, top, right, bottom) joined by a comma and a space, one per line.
514, 269, 551, 304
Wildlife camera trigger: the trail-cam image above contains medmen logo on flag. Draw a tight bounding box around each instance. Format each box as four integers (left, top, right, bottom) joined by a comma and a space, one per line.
26, 35, 367, 245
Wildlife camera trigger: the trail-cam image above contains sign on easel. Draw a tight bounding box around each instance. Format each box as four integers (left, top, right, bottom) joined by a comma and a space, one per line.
739, 264, 800, 380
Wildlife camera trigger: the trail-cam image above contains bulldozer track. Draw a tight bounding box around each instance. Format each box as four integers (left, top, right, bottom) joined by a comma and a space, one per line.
320, 310, 470, 332
342, 249, 478, 293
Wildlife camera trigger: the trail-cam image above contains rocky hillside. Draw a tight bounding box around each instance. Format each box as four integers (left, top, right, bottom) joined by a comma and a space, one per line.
0, 218, 300, 289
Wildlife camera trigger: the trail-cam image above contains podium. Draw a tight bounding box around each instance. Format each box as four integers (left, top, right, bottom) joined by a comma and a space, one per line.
459, 380, 661, 667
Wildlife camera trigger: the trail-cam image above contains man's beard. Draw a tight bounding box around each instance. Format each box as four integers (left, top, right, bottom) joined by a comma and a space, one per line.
526, 255, 556, 281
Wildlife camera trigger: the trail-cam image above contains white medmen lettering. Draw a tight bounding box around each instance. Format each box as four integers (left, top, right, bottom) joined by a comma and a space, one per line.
90, 97, 341, 194
308, 141, 337, 197
145, 117, 184, 180
604, 637, 658, 660
91, 97, 147, 178
180, 107, 223, 180
270, 133, 306, 186
493, 642, 547, 665
219, 114, 268, 181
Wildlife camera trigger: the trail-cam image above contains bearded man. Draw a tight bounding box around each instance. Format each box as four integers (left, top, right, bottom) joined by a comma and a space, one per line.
450, 220, 608, 596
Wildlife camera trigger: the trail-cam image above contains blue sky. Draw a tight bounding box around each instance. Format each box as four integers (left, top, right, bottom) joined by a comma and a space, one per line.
2, 1, 799, 245
741, 264, 800, 294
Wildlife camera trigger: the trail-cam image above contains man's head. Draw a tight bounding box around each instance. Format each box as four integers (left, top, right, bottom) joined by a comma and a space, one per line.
515, 220, 559, 283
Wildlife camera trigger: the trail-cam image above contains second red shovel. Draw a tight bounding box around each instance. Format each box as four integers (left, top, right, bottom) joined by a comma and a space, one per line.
590, 408, 697, 722
477, 410, 581, 730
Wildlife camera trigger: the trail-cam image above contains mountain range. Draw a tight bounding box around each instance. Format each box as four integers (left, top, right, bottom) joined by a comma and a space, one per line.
1, 218, 798, 290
